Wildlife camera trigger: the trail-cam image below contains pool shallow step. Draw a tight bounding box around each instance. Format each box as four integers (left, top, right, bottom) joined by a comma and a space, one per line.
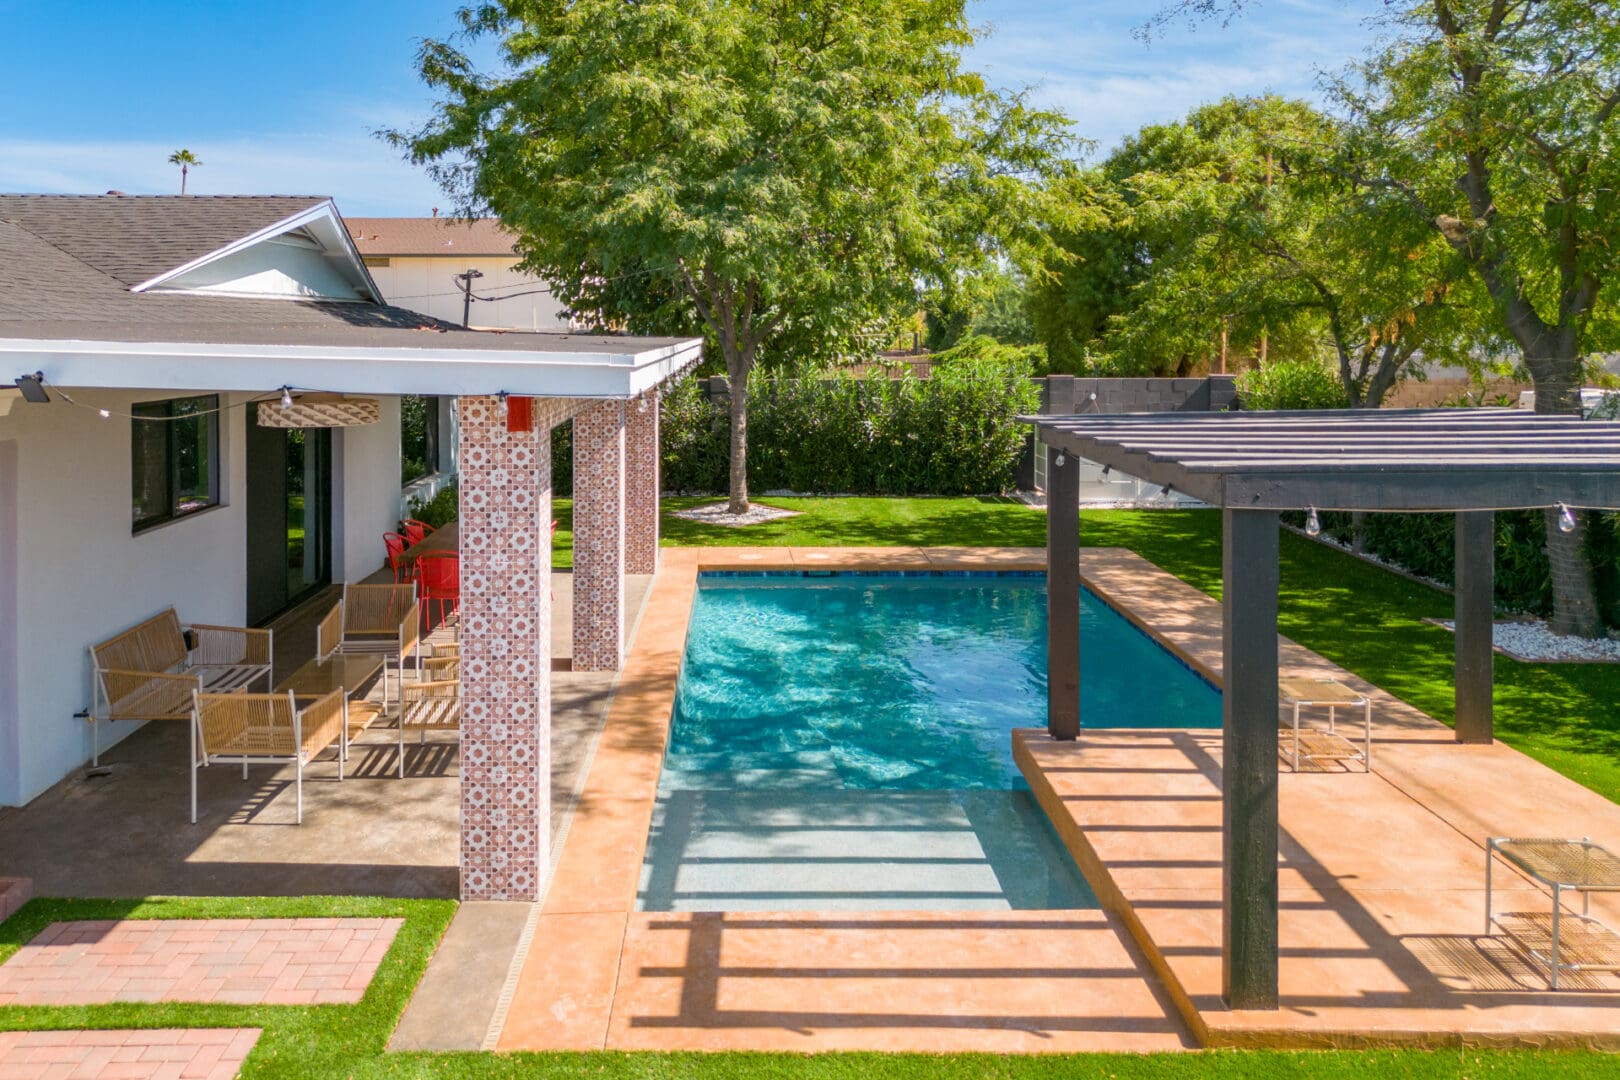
637, 789, 1095, 912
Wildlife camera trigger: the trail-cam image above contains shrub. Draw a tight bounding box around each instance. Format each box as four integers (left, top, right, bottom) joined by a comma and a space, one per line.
405, 481, 458, 528
660, 361, 1040, 496
1236, 359, 1349, 410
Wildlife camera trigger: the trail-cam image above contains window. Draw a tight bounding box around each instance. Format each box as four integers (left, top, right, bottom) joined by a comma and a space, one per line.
401, 395, 440, 485
132, 395, 220, 532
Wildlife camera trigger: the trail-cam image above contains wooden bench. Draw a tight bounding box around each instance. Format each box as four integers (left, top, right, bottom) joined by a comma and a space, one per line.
316, 584, 421, 709
89, 609, 273, 766
191, 688, 345, 824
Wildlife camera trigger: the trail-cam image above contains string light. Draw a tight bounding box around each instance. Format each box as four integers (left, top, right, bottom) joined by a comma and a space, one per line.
98, 408, 110, 419
497, 391, 509, 418
1558, 503, 1577, 533
1054, 452, 1066, 467
1306, 507, 1321, 537
280, 387, 294, 410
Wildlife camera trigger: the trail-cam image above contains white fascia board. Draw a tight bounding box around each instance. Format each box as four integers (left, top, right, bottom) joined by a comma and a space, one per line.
131, 201, 384, 303
0, 336, 703, 399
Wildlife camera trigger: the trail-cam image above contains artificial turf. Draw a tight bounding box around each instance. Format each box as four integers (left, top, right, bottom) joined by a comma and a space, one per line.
1, 898, 1616, 1078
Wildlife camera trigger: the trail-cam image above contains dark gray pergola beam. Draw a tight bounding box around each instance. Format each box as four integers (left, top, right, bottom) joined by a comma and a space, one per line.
1454, 512, 1495, 744
1046, 445, 1081, 740
1223, 470, 1620, 514
1036, 432, 1225, 504
1222, 508, 1280, 1010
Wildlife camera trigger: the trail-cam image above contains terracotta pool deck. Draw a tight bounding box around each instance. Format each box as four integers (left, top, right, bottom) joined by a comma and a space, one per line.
496, 545, 1620, 1053
497, 546, 1192, 1053
1019, 548, 1620, 1049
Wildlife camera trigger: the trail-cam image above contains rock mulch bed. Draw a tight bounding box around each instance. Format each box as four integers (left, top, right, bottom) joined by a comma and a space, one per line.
670, 502, 801, 527
1433, 618, 1620, 663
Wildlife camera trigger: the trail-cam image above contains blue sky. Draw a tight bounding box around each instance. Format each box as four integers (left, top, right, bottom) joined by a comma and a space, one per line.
0, 1, 1379, 215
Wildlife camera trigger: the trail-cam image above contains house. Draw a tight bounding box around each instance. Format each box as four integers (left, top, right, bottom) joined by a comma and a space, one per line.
0, 193, 698, 900
345, 215, 571, 333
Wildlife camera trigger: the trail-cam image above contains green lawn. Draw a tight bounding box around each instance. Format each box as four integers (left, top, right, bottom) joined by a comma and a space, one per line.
0, 899, 1615, 1078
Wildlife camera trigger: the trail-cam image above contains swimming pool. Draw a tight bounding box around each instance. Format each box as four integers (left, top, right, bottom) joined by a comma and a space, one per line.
636, 572, 1221, 912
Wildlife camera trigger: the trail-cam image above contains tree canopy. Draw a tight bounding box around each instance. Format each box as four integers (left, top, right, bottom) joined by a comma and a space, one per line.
395, 0, 1072, 512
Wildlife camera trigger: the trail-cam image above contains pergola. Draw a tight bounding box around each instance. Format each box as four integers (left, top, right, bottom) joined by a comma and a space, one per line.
1027, 407, 1620, 1010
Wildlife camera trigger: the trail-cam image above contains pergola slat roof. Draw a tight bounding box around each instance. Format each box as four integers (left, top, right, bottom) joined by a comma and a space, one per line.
1025, 408, 1620, 511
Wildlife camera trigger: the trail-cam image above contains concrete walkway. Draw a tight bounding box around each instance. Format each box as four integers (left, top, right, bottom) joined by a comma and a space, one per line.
1018, 548, 1620, 1049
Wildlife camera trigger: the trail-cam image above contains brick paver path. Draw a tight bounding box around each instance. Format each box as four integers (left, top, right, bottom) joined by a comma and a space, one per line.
0, 918, 402, 1007
0, 1028, 259, 1079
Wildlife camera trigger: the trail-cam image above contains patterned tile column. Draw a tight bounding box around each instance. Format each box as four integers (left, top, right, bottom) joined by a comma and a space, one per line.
624, 388, 661, 575
456, 396, 550, 902
571, 400, 627, 672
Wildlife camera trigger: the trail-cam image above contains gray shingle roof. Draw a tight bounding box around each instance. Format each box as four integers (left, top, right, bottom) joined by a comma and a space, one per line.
0, 195, 692, 357
0, 194, 328, 286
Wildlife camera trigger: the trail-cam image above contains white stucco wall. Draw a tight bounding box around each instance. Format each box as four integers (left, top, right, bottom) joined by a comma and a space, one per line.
0, 390, 406, 806
334, 396, 404, 584
366, 255, 572, 331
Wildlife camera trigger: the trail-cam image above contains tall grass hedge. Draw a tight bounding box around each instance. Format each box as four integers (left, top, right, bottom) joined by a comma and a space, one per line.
662, 361, 1040, 496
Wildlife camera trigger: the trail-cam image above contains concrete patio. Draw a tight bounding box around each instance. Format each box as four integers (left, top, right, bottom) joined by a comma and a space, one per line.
0, 571, 651, 900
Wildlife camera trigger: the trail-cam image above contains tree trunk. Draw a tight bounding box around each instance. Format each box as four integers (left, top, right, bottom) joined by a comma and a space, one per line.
1531, 359, 1602, 637
727, 360, 751, 515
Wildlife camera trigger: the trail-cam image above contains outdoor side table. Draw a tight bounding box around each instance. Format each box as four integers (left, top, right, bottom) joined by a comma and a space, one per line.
276, 654, 388, 760
1486, 837, 1620, 989
1278, 676, 1371, 772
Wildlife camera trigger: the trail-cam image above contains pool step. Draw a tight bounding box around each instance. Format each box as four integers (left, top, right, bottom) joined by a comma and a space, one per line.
636, 789, 1094, 912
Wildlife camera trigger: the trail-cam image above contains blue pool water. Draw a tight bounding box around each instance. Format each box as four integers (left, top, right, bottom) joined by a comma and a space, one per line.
637, 572, 1221, 912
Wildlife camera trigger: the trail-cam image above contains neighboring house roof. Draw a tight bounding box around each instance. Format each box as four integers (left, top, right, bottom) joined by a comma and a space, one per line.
0, 194, 330, 287
346, 217, 518, 258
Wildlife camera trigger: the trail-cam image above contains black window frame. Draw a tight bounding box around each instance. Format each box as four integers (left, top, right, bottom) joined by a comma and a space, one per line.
131, 394, 221, 533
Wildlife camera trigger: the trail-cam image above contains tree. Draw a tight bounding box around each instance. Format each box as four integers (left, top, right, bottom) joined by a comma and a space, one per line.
1150, 3, 1620, 636
167, 149, 201, 195
394, 0, 1071, 514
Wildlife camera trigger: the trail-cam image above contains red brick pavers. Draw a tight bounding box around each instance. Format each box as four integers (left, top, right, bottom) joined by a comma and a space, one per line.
0, 918, 401, 1007
0, 1027, 259, 1079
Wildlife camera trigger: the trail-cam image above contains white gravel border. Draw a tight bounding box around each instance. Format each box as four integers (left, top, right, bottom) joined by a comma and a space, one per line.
1432, 618, 1620, 663
671, 501, 802, 527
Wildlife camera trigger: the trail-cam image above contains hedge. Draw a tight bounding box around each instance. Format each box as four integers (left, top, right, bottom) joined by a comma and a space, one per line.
660, 362, 1040, 496
1309, 508, 1620, 629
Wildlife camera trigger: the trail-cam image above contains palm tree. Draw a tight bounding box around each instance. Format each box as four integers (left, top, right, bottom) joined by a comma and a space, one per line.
167, 149, 202, 195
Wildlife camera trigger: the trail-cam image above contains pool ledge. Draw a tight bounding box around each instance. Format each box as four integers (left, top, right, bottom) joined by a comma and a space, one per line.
1017, 556, 1620, 1050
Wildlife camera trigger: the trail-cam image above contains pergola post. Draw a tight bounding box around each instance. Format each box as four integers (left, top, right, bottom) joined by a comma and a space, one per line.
624, 388, 661, 576
1046, 443, 1080, 740
572, 400, 627, 671
1222, 507, 1279, 1010
1454, 511, 1495, 744
456, 395, 551, 901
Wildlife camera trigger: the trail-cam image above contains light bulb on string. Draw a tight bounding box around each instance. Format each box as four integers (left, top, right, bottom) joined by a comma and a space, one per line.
1558, 503, 1577, 533
497, 391, 509, 418
280, 387, 294, 411
1054, 453, 1066, 467
1306, 507, 1321, 537
98, 408, 110, 419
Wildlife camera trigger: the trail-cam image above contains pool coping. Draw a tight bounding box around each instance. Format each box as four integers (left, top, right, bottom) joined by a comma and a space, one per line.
495, 546, 1195, 1053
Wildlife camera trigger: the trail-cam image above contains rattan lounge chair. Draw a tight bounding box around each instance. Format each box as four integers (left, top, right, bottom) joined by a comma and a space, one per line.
315, 584, 421, 708
89, 608, 273, 766
190, 688, 346, 824
397, 643, 460, 778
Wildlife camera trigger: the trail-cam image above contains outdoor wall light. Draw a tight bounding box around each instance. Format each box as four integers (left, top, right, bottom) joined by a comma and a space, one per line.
14, 373, 48, 404
1558, 503, 1577, 533
1306, 507, 1322, 537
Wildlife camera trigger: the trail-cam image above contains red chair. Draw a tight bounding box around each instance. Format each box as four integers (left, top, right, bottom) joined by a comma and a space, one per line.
402, 518, 436, 547
383, 532, 409, 583
415, 551, 460, 633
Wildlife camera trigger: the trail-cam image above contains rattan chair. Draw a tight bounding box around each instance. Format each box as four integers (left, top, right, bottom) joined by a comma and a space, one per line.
190, 688, 345, 824
89, 608, 272, 766
315, 584, 421, 708
397, 644, 460, 778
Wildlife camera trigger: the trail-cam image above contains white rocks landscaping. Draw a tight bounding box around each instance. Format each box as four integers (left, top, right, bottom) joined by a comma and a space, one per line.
672, 501, 802, 527
1435, 618, 1620, 663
